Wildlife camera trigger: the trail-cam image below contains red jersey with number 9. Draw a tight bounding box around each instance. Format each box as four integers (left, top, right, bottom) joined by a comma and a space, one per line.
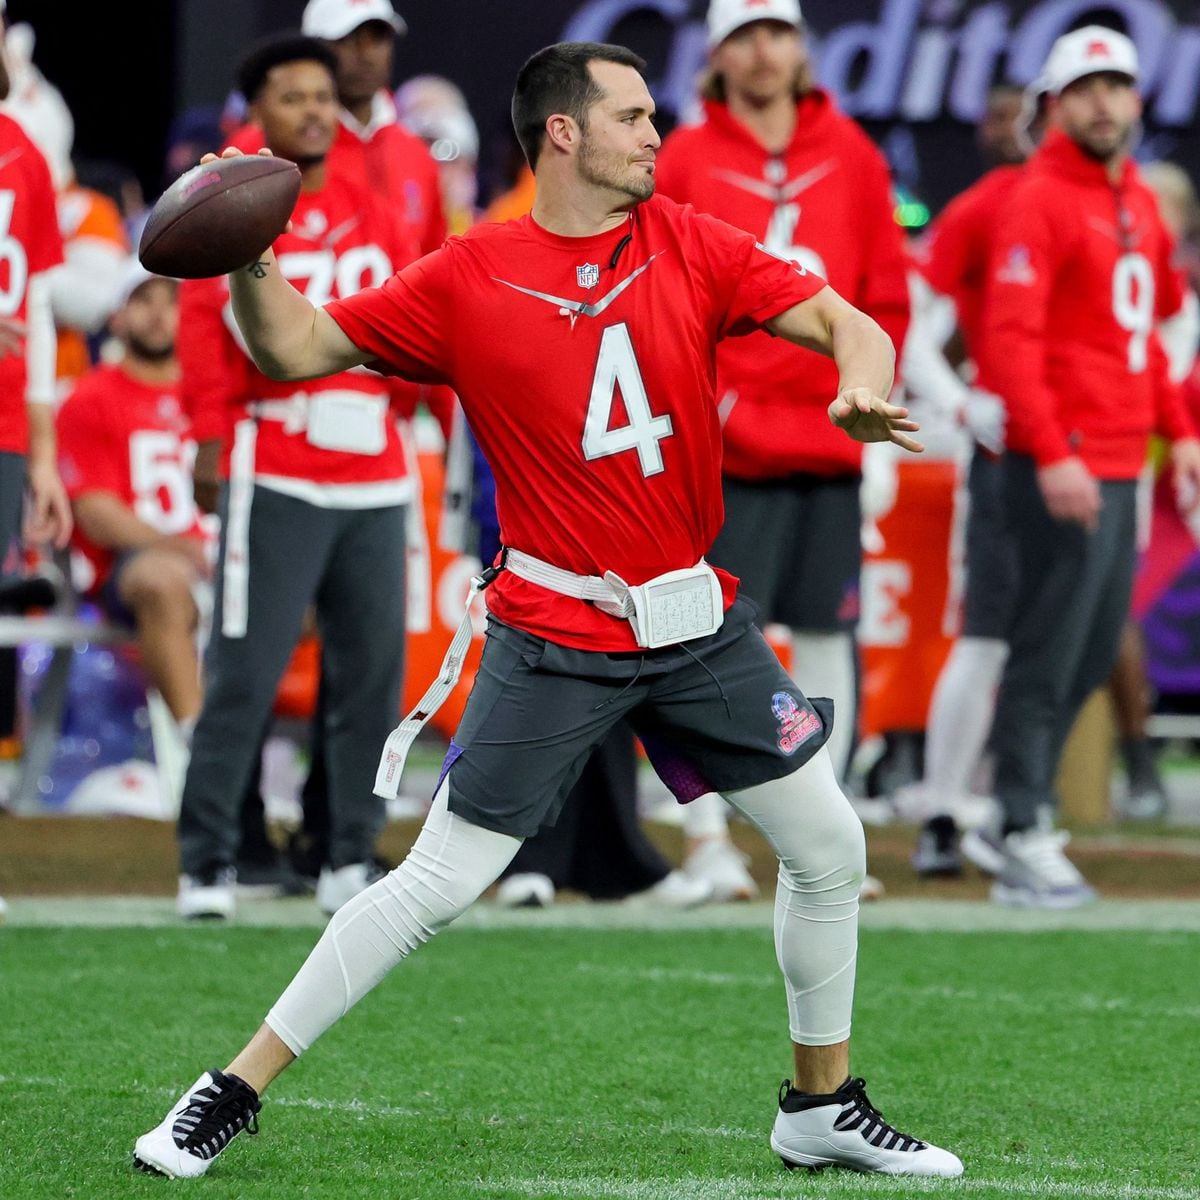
326, 193, 824, 650
57, 364, 206, 592
0, 114, 65, 453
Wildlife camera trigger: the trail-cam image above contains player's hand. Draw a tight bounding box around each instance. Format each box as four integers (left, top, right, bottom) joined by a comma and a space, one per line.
1170, 437, 1200, 512
829, 388, 923, 453
1037, 456, 1101, 531
192, 439, 222, 515
0, 317, 26, 359
963, 388, 1006, 456
23, 458, 73, 549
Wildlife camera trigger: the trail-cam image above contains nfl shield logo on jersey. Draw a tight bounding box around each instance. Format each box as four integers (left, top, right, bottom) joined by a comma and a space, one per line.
576, 262, 600, 289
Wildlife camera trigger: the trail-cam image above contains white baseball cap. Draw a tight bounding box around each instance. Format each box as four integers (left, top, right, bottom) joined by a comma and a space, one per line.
706, 0, 803, 49
301, 0, 406, 42
1039, 25, 1138, 95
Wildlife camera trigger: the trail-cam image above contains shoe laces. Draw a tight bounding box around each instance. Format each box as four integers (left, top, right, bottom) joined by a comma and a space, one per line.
833, 1078, 926, 1152
172, 1073, 261, 1160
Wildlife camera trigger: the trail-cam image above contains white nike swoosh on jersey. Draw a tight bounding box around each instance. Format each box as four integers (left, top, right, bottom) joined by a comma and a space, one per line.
1087, 215, 1143, 248
492, 252, 663, 318
710, 159, 838, 203
325, 215, 362, 246
0, 147, 25, 174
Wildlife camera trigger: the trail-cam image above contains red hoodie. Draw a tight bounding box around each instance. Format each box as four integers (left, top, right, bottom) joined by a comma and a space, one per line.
655, 91, 910, 479
920, 164, 1024, 357
978, 129, 1192, 478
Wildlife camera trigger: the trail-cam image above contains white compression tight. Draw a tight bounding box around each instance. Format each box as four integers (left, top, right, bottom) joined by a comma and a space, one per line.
923, 636, 1009, 809
726, 748, 865, 1044
266, 748, 864, 1055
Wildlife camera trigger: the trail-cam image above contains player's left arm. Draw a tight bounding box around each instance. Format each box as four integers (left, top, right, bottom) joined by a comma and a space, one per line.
766, 285, 921, 453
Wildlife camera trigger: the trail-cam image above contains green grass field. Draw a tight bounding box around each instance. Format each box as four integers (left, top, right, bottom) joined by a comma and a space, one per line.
1, 920, 1197, 1199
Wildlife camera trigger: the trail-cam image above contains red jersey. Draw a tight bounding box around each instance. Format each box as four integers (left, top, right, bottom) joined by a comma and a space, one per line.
0, 113, 64, 453
57, 365, 205, 591
978, 130, 1192, 478
326, 194, 823, 651
655, 91, 909, 479
920, 165, 1024, 356
179, 173, 412, 503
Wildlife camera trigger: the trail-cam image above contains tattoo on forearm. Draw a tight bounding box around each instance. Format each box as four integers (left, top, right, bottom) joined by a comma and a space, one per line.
247, 260, 269, 278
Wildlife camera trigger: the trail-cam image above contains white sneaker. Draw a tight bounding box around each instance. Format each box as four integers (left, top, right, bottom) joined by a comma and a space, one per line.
990, 828, 1096, 908
0, 894, 8, 923
495, 872, 556, 908
771, 1077, 963, 1177
637, 869, 713, 908
859, 874, 886, 901
177, 868, 236, 920
961, 826, 1006, 876
316, 861, 384, 916
683, 838, 759, 902
133, 1069, 260, 1178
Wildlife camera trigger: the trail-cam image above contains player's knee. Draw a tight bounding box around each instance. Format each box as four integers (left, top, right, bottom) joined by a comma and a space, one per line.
780, 784, 865, 893
123, 552, 196, 615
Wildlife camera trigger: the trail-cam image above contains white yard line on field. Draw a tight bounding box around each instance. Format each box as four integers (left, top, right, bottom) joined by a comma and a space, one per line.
468, 1174, 1200, 1200
6, 896, 1200, 931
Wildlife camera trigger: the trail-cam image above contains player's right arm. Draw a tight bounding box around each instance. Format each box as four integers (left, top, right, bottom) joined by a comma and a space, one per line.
203, 150, 369, 381
227, 246, 368, 381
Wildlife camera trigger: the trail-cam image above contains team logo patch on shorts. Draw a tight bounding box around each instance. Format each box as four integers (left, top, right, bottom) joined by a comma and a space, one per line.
772, 692, 823, 756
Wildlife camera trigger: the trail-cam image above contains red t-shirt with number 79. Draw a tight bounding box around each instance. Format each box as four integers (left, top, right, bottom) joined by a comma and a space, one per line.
326, 194, 824, 651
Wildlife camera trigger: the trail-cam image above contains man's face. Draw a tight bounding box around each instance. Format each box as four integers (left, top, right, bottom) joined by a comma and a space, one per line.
710, 20, 805, 106
977, 89, 1026, 166
328, 20, 394, 110
1052, 72, 1141, 162
575, 61, 660, 204
251, 60, 338, 166
117, 280, 179, 363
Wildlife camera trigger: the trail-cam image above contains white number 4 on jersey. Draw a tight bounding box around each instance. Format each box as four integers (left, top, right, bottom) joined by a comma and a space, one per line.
582, 322, 673, 477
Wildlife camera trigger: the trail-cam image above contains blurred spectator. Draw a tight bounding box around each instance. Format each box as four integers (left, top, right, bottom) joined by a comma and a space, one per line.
395, 75, 480, 233
175, 36, 413, 921
1109, 160, 1200, 821
0, 20, 131, 396
56, 267, 207, 750
0, 12, 70, 567
903, 84, 1045, 877
978, 28, 1200, 906
655, 0, 908, 898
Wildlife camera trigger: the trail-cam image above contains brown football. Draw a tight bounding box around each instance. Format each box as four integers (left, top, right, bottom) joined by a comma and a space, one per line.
138, 155, 302, 279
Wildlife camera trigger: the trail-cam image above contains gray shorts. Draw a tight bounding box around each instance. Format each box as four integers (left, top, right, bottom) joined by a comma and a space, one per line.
438, 597, 833, 838
708, 473, 861, 631
963, 449, 1018, 640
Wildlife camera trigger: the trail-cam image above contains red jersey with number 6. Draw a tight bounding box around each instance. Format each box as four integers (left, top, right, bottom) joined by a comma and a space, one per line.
0, 113, 64, 453
57, 364, 206, 592
326, 193, 825, 650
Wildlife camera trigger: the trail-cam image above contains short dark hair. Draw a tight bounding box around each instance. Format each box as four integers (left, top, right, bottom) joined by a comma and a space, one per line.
237, 34, 338, 104
511, 42, 647, 169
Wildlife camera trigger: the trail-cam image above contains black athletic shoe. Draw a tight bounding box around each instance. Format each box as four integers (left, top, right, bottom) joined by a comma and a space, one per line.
133, 1068, 260, 1178
911, 815, 963, 877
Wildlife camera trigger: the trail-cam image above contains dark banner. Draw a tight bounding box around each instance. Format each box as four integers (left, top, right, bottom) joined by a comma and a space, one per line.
385, 0, 1200, 208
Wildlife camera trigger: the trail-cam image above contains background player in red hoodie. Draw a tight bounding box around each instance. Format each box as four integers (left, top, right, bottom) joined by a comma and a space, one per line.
979, 26, 1200, 907
654, 0, 909, 895
174, 36, 415, 922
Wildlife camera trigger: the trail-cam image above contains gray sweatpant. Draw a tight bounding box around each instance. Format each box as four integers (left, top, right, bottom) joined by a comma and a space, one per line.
0, 451, 25, 571
991, 453, 1136, 830
179, 484, 406, 875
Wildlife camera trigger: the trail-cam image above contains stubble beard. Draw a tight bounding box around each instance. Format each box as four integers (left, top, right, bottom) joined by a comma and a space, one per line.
126, 333, 176, 364
578, 138, 654, 203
